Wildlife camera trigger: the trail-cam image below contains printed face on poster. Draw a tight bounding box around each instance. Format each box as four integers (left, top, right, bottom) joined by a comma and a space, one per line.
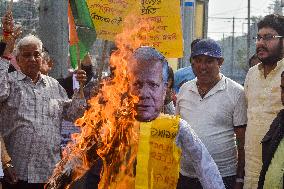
86, 0, 183, 58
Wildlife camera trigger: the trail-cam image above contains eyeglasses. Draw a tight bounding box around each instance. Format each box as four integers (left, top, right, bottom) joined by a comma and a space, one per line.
253, 34, 284, 42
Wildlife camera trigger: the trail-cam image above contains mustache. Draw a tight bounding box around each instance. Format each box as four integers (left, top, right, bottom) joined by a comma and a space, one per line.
256, 46, 268, 53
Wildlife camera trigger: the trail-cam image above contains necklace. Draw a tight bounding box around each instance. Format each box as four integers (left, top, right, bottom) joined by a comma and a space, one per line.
196, 83, 209, 97
196, 79, 220, 97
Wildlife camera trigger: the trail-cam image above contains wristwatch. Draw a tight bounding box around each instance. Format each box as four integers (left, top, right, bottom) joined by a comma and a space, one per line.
3, 162, 14, 170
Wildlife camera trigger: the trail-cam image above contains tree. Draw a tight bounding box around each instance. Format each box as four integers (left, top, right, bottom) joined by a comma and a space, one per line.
273, 0, 283, 15
268, 0, 283, 15
0, 0, 39, 36
236, 48, 249, 72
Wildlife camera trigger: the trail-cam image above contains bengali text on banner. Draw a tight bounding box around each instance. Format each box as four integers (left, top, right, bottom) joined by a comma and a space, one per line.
86, 0, 183, 58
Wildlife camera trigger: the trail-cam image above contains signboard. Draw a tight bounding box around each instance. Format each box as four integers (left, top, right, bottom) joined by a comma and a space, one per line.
86, 0, 183, 58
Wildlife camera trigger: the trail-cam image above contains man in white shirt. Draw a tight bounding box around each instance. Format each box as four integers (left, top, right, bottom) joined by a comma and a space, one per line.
176, 39, 247, 189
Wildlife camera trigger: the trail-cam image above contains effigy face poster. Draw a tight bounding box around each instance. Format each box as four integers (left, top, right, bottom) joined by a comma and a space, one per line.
86, 0, 183, 58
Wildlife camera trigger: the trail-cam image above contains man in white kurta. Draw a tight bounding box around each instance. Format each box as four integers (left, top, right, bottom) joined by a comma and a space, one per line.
244, 59, 284, 188
244, 14, 284, 188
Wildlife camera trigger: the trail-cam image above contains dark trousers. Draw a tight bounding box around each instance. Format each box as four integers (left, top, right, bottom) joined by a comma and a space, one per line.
2, 180, 45, 189
85, 165, 101, 189
176, 174, 236, 189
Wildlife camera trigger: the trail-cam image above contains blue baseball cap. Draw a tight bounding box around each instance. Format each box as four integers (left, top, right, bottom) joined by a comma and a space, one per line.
191, 39, 223, 58
174, 66, 195, 93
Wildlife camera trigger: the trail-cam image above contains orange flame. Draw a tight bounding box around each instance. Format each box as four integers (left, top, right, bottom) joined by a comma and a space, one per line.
47, 14, 155, 189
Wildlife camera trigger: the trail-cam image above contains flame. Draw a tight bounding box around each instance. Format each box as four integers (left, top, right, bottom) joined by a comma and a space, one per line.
47, 14, 155, 189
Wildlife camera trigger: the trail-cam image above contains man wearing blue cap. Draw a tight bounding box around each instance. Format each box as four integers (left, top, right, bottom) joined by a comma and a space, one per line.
176, 39, 247, 189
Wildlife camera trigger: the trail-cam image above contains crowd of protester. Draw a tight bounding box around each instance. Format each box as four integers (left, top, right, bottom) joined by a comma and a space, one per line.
0, 7, 283, 189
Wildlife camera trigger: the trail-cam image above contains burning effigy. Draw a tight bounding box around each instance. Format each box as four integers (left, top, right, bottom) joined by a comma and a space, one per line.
45, 13, 226, 189
46, 17, 155, 189
45, 12, 226, 189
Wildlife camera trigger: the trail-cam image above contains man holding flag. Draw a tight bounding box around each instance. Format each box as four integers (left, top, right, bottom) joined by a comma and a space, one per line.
0, 8, 88, 189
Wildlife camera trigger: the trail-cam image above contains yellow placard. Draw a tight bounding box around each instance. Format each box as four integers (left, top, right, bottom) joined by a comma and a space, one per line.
86, 0, 136, 40
86, 0, 183, 58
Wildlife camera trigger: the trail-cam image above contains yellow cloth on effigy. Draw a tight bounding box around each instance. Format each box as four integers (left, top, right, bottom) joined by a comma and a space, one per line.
135, 114, 181, 189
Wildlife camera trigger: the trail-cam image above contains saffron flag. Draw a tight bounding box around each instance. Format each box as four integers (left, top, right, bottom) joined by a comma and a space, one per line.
68, 0, 96, 69
68, 2, 79, 45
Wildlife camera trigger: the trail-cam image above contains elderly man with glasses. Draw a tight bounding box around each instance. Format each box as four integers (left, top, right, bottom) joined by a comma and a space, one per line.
244, 14, 284, 189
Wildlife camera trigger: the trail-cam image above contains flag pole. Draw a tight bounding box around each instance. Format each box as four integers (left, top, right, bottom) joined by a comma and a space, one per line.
8, 0, 13, 11
98, 41, 108, 84
76, 43, 84, 98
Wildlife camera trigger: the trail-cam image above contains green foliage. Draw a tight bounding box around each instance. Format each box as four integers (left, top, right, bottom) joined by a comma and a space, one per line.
236, 48, 249, 72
